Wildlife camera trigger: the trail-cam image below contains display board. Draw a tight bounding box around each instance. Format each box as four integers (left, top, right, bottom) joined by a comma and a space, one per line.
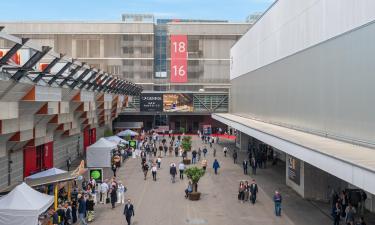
140, 93, 163, 112
170, 35, 188, 83
288, 156, 300, 185
89, 168, 103, 183
163, 94, 193, 112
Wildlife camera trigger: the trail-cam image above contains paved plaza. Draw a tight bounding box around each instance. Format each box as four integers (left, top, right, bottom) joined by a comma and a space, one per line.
91, 136, 332, 225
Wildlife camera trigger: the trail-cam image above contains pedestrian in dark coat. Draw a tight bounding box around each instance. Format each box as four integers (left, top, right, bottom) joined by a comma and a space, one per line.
213, 159, 220, 175
233, 151, 238, 164
124, 199, 135, 225
249, 179, 258, 204
242, 160, 248, 174
110, 185, 118, 209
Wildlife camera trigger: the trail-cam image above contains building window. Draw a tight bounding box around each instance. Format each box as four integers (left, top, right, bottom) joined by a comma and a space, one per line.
123, 35, 134, 41
107, 65, 121, 75
122, 47, 134, 54
75, 39, 101, 58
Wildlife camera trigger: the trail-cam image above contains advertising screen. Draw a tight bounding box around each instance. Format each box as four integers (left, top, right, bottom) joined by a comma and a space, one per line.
163, 94, 193, 112
89, 168, 103, 183
140, 93, 163, 112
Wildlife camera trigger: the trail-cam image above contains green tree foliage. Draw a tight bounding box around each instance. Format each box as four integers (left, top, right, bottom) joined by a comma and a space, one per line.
185, 167, 205, 192
181, 136, 192, 152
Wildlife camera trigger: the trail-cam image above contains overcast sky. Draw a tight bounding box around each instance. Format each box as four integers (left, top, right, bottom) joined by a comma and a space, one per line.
0, 0, 274, 22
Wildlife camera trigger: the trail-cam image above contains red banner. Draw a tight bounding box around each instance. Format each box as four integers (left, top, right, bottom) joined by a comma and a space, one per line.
170, 35, 188, 83
170, 59, 188, 83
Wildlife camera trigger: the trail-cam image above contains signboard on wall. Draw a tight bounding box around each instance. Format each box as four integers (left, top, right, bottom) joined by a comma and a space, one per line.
288, 156, 300, 185
89, 168, 103, 183
170, 35, 188, 83
163, 94, 193, 112
140, 93, 163, 112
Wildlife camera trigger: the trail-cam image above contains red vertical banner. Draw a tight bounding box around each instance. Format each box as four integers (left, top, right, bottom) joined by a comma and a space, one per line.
44, 142, 54, 169
170, 35, 188, 83
24, 146, 37, 178
83, 129, 90, 152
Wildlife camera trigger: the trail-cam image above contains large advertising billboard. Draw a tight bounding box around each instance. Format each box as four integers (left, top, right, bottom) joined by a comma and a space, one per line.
170, 35, 188, 83
140, 93, 163, 112
163, 94, 193, 112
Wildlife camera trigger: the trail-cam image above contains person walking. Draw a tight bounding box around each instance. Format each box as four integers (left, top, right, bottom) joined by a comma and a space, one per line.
142, 162, 149, 180
170, 163, 177, 183
192, 150, 197, 164
238, 182, 245, 203
213, 147, 217, 157
77, 194, 87, 225
332, 202, 341, 225
249, 179, 258, 204
345, 203, 356, 225
117, 182, 126, 204
213, 159, 220, 175
179, 161, 185, 179
112, 163, 117, 177
242, 160, 248, 175
151, 163, 157, 181
223, 146, 227, 157
110, 184, 118, 209
197, 148, 202, 162
273, 191, 282, 216
201, 159, 208, 171
100, 181, 109, 204
157, 157, 161, 168
66, 157, 72, 171
64, 202, 73, 225
86, 195, 95, 222
123, 199, 135, 225
251, 157, 257, 175
203, 147, 208, 158
233, 151, 238, 164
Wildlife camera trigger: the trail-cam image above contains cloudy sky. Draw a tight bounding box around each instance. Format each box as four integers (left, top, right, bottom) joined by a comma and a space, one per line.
0, 0, 274, 22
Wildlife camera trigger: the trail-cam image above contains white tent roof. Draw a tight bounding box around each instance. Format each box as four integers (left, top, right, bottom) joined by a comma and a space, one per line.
87, 138, 117, 168
0, 182, 54, 225
26, 167, 67, 179
105, 136, 129, 144
89, 137, 117, 148
117, 129, 138, 136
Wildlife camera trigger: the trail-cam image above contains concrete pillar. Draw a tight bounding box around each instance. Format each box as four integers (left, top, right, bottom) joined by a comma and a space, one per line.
239, 132, 249, 152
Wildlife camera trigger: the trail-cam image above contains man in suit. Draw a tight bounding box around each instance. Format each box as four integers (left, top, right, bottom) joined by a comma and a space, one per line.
242, 160, 248, 174
249, 179, 259, 204
124, 199, 135, 225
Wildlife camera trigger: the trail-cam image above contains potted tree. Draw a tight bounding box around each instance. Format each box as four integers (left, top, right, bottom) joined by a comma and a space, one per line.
181, 136, 192, 165
185, 167, 205, 200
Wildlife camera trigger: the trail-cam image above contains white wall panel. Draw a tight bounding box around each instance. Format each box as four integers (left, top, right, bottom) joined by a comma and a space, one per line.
35, 86, 62, 101
230, 0, 375, 80
0, 102, 18, 120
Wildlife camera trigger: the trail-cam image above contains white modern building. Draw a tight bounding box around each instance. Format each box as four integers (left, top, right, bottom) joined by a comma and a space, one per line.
213, 0, 375, 211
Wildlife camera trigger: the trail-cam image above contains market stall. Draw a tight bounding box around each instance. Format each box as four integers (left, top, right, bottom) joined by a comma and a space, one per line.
0, 182, 54, 225
86, 138, 117, 181
25, 161, 86, 210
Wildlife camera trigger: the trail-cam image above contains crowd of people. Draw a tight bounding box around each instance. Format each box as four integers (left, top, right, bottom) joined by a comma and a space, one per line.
331, 190, 368, 225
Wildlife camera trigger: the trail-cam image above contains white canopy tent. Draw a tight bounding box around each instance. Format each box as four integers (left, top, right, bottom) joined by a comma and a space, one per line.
0, 182, 54, 225
26, 168, 67, 179
86, 138, 117, 168
117, 129, 139, 137
105, 136, 129, 145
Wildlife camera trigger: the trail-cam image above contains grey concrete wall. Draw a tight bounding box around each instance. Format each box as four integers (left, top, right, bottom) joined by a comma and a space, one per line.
231, 21, 375, 146
53, 134, 82, 169
0, 149, 23, 190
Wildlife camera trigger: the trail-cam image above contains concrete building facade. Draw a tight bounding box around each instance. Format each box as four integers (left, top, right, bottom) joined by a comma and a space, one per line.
1, 17, 250, 133
0, 27, 141, 190
213, 0, 375, 212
